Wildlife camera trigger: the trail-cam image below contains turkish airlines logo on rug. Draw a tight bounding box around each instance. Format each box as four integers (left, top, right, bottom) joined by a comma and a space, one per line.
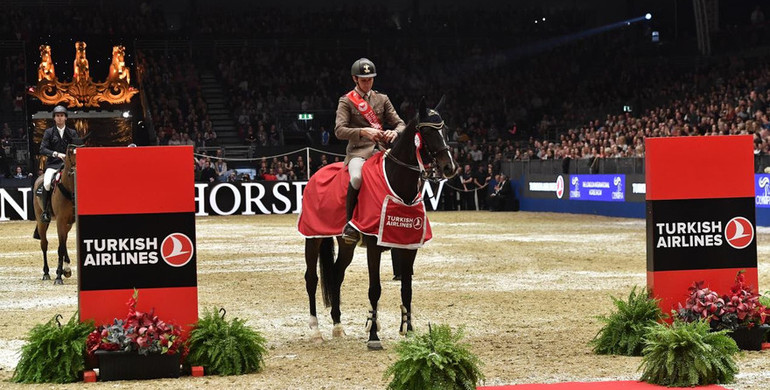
161, 233, 194, 267
725, 217, 754, 249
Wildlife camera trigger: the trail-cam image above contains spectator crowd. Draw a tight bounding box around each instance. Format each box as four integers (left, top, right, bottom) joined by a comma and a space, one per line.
1, 1, 770, 212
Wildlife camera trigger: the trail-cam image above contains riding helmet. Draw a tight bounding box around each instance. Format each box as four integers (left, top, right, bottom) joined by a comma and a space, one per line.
351, 58, 377, 78
52, 105, 68, 118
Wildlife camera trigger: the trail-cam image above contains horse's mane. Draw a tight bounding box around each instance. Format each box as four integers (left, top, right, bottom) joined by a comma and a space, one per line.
390, 117, 417, 155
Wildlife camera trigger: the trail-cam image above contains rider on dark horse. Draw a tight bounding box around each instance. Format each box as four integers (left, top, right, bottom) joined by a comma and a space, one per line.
38, 105, 78, 223
335, 58, 405, 244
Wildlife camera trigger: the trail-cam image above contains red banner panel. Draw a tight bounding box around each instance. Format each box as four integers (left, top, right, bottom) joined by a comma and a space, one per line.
647, 268, 758, 316
645, 136, 754, 201
77, 146, 195, 215
79, 287, 199, 333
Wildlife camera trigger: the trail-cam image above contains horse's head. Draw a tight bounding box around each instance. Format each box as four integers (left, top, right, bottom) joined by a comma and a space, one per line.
64, 144, 78, 177
417, 96, 457, 179
63, 132, 90, 177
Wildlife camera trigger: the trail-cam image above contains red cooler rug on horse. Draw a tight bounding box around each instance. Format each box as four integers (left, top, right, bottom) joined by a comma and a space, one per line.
297, 162, 348, 238
349, 152, 432, 249
477, 381, 728, 389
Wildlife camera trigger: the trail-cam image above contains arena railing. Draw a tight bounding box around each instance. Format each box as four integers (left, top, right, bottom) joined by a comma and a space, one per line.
504, 155, 770, 181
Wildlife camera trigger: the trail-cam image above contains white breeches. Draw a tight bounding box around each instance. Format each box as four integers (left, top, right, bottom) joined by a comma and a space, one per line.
43, 168, 57, 191
348, 157, 365, 189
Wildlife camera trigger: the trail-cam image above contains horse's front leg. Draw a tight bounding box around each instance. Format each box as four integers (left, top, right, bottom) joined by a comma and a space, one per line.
37, 221, 51, 280
62, 223, 73, 278
364, 235, 384, 350
304, 238, 323, 343
392, 248, 417, 335
54, 224, 69, 285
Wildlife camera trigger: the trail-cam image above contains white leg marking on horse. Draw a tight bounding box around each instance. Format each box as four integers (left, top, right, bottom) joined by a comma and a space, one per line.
309, 316, 323, 343
332, 323, 346, 338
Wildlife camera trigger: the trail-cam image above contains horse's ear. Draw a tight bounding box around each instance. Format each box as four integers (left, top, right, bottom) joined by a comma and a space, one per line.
434, 95, 446, 111
418, 96, 427, 119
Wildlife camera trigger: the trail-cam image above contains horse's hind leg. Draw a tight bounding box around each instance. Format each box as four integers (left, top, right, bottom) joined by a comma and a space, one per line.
304, 238, 323, 343
331, 237, 355, 338
365, 235, 384, 350
392, 249, 417, 335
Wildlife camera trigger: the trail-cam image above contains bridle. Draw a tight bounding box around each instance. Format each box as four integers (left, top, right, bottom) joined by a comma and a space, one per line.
384, 113, 450, 183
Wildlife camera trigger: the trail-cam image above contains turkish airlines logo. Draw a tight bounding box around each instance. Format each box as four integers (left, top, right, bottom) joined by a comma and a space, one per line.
357, 101, 368, 112
413, 217, 423, 230
725, 217, 754, 249
161, 233, 194, 267
556, 176, 564, 199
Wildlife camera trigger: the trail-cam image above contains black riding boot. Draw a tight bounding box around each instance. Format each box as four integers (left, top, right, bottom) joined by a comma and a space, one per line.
40, 188, 52, 223
341, 186, 361, 244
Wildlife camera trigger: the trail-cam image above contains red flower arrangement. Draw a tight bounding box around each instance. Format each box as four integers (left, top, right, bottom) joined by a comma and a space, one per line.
86, 290, 183, 356
678, 270, 768, 330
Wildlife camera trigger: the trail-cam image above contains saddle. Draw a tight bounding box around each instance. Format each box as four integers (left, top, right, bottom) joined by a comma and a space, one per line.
36, 168, 73, 201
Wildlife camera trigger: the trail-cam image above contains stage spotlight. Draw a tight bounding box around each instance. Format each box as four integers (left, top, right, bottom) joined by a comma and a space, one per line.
122, 111, 130, 118
645, 13, 652, 20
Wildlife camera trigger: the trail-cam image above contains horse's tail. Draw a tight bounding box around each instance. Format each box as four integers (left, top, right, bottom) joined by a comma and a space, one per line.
318, 237, 335, 308
33, 225, 40, 240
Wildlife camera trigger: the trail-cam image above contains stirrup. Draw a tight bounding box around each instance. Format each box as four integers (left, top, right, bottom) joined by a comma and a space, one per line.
342, 223, 360, 244
41, 211, 51, 223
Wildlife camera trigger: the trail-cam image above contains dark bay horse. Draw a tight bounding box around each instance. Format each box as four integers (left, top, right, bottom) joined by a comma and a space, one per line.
32, 144, 77, 285
360, 97, 456, 349
299, 97, 456, 347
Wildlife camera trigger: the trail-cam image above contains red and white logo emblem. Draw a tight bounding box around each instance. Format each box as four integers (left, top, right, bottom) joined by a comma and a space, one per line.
161, 233, 194, 267
413, 217, 423, 230
725, 217, 754, 249
556, 175, 564, 199
357, 101, 368, 112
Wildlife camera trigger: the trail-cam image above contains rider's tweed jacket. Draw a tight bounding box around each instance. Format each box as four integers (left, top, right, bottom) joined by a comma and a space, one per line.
334, 87, 406, 165
39, 125, 78, 170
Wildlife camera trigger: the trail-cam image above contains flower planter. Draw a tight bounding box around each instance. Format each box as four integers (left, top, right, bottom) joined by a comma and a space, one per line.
95, 350, 180, 381
728, 325, 770, 351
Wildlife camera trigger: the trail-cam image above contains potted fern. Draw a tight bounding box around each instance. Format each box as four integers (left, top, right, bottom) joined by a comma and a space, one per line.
12, 313, 95, 383
591, 286, 664, 356
185, 308, 268, 375
639, 320, 738, 386
384, 324, 484, 390
85, 290, 184, 381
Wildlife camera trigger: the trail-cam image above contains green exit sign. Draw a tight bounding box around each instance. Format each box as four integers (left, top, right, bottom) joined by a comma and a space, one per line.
298, 113, 314, 120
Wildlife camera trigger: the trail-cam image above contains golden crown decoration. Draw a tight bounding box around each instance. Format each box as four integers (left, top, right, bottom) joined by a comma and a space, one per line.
28, 42, 138, 108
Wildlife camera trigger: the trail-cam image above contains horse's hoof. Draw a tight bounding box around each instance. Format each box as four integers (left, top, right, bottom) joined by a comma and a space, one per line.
332, 323, 346, 338
42, 274, 51, 281
367, 340, 383, 350
63, 265, 72, 278
310, 330, 324, 344
53, 278, 63, 285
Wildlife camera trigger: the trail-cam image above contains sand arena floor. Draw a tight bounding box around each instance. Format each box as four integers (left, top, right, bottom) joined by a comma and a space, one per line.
2, 211, 770, 389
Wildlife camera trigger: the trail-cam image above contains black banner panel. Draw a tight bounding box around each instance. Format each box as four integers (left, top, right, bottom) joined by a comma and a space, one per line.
646, 197, 756, 272
78, 212, 197, 291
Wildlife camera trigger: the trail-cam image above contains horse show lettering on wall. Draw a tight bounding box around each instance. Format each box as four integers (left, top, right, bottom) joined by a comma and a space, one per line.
0, 180, 450, 221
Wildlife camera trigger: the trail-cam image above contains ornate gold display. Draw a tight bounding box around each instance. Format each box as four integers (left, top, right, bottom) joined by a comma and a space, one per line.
28, 42, 138, 108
